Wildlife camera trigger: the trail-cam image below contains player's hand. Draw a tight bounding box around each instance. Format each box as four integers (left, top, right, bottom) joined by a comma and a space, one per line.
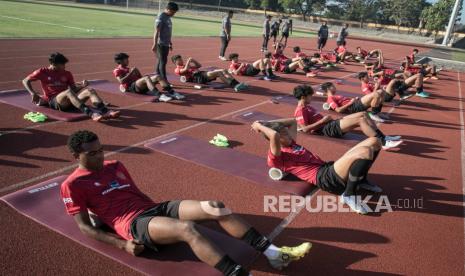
31, 93, 41, 105
124, 239, 145, 256
169, 44, 173, 51
251, 121, 263, 132
151, 44, 157, 54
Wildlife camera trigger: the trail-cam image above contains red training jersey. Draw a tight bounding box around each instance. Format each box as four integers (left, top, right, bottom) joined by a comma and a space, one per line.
27, 67, 75, 101
267, 142, 325, 185
327, 95, 352, 110
336, 45, 346, 54
294, 104, 324, 127
229, 61, 248, 75
61, 160, 158, 240
272, 53, 289, 72
174, 65, 199, 81
112, 65, 142, 91
295, 52, 307, 59
361, 81, 374, 95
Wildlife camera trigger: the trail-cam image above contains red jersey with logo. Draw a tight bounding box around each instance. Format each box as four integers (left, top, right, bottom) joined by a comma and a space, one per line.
295, 52, 307, 59
361, 81, 374, 95
294, 104, 324, 127
272, 53, 289, 72
229, 61, 248, 75
113, 65, 142, 91
267, 142, 325, 184
27, 67, 75, 101
61, 160, 158, 240
327, 95, 352, 110
336, 45, 346, 54
174, 65, 199, 81
321, 53, 337, 63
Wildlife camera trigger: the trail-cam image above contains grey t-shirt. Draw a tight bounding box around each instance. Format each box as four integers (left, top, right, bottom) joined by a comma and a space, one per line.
263, 19, 270, 35
155, 12, 172, 46
220, 16, 231, 37
282, 22, 290, 34
337, 27, 348, 42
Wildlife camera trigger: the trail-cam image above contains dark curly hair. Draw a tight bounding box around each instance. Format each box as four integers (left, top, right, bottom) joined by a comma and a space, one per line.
320, 82, 334, 92
67, 130, 98, 155
171, 54, 182, 64
114, 52, 129, 64
49, 52, 68, 65
293, 85, 314, 99
357, 71, 368, 80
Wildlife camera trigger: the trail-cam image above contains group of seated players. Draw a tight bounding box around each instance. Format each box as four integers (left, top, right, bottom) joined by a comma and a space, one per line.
22, 43, 440, 275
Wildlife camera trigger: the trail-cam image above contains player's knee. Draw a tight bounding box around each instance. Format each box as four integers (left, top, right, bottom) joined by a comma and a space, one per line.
358, 146, 373, 160
179, 221, 199, 241
366, 137, 381, 149
200, 200, 232, 218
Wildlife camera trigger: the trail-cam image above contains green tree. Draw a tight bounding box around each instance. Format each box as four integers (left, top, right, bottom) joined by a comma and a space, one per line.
343, 0, 380, 27
384, 0, 429, 31
421, 0, 455, 37
279, 0, 326, 21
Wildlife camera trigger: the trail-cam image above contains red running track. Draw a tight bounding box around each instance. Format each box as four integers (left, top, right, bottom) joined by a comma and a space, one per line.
0, 36, 463, 275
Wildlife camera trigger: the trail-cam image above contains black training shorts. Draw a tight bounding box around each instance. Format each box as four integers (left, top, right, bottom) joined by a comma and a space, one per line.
316, 162, 346, 195
192, 71, 210, 84
245, 65, 260, 76
315, 119, 344, 138
346, 98, 367, 114
130, 200, 182, 251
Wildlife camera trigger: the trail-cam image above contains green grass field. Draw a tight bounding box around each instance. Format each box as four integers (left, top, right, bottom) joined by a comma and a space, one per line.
452, 51, 465, 62
0, 0, 314, 38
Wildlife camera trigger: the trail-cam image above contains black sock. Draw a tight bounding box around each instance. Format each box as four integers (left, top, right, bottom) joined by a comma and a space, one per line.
375, 129, 386, 145
416, 86, 423, 93
230, 79, 239, 87
162, 86, 172, 93
267, 68, 273, 76
241, 227, 271, 252
79, 104, 92, 116
371, 104, 382, 114
96, 102, 108, 114
214, 255, 249, 276
345, 159, 373, 196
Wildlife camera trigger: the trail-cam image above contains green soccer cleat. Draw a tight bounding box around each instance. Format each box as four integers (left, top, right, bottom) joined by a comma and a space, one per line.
268, 242, 312, 270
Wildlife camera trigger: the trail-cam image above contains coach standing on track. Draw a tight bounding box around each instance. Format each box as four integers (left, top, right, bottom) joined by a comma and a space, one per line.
336, 23, 349, 46
152, 2, 178, 83
317, 21, 329, 52
219, 10, 233, 61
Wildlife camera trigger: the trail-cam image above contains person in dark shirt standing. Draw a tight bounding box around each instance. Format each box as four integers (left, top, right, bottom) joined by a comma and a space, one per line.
152, 2, 178, 85
261, 15, 272, 52
336, 23, 349, 46
317, 21, 329, 52
219, 10, 233, 61
270, 19, 282, 48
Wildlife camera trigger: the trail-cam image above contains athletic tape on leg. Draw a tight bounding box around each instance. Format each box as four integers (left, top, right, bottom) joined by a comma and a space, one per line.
200, 201, 232, 216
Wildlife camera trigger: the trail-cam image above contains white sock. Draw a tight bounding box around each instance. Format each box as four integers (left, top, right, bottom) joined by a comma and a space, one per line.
263, 244, 280, 259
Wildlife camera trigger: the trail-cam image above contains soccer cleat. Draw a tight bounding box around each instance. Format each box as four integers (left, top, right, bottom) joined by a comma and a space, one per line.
382, 139, 403, 150
385, 135, 401, 141
306, 72, 317, 77
340, 194, 368, 215
368, 113, 385, 123
267, 242, 312, 270
263, 76, 272, 81
91, 112, 104, 122
322, 102, 331, 110
358, 181, 383, 193
159, 94, 173, 102
168, 91, 185, 100
102, 110, 120, 119
234, 82, 248, 92
416, 91, 430, 98
400, 93, 415, 100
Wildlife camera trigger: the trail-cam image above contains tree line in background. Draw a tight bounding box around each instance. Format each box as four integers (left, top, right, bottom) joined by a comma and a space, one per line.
193, 0, 461, 36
